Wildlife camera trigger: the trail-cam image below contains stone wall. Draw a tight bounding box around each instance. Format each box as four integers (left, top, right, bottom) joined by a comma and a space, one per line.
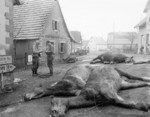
0, 0, 14, 56
0, 0, 14, 92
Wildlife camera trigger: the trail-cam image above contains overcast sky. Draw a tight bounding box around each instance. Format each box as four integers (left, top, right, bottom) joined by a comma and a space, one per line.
59, 0, 148, 40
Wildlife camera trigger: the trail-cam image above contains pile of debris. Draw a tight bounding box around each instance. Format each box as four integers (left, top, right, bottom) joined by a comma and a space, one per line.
63, 56, 78, 63
75, 49, 88, 56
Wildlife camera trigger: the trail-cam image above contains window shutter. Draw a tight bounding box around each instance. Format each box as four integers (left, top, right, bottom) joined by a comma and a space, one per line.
52, 44, 54, 53
52, 20, 55, 30
58, 42, 61, 53
64, 43, 67, 53
57, 21, 60, 31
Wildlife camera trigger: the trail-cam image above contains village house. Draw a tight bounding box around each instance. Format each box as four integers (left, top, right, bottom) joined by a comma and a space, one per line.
82, 40, 90, 51
70, 31, 82, 53
13, 0, 78, 67
134, 0, 150, 54
88, 37, 107, 51
0, 0, 16, 56
0, 0, 21, 91
107, 32, 138, 53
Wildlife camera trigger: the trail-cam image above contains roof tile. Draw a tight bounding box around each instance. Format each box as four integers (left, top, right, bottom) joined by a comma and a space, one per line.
13, 0, 55, 40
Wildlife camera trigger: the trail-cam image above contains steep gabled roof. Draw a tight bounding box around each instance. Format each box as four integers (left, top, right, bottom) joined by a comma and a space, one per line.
70, 31, 82, 44
144, 0, 150, 13
13, 0, 76, 42
56, 1, 77, 43
13, 0, 55, 40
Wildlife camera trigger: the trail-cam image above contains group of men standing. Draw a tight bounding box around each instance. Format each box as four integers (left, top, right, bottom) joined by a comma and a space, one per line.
32, 41, 54, 76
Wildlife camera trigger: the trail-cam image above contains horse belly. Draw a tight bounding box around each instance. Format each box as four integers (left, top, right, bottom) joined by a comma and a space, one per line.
101, 53, 113, 62
113, 54, 127, 63
63, 65, 90, 82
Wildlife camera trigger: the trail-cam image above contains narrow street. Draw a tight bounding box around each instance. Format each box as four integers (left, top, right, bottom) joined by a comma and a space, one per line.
1, 0, 150, 117
1, 51, 150, 117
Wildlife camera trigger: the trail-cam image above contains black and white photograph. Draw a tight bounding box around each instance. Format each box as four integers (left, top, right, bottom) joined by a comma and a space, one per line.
1, 0, 150, 117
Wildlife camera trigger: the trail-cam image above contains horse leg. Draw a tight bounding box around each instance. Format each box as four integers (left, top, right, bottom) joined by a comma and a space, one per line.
115, 68, 150, 82
24, 88, 81, 101
120, 80, 150, 90
99, 87, 148, 111
113, 93, 148, 111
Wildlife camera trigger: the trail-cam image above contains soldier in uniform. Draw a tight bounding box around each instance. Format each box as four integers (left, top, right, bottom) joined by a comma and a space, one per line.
32, 41, 42, 76
32, 52, 40, 76
45, 41, 54, 76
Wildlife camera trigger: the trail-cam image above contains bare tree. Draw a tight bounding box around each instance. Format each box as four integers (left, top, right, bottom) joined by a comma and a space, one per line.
128, 32, 137, 50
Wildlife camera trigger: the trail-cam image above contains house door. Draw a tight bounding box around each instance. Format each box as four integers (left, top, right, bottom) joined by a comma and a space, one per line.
15, 40, 28, 67
139, 35, 144, 54
141, 35, 144, 46
146, 34, 149, 44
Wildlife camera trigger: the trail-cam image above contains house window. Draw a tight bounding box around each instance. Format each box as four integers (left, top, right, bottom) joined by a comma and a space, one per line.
59, 42, 66, 53
52, 20, 59, 31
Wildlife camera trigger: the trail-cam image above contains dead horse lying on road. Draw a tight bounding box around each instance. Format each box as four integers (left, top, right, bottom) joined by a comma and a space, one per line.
90, 52, 134, 64
24, 65, 91, 101
24, 64, 150, 101
49, 65, 150, 117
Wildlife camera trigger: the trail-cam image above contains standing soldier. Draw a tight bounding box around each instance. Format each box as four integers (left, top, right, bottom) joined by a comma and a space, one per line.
45, 41, 54, 76
32, 41, 42, 76
32, 52, 40, 76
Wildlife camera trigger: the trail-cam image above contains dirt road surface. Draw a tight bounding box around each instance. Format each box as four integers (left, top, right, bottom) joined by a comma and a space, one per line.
1, 51, 150, 117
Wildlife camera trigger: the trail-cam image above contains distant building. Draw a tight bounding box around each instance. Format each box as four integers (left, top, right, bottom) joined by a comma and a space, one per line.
70, 31, 82, 53
88, 37, 107, 51
107, 32, 138, 52
134, 0, 150, 54
82, 40, 89, 51
13, 0, 77, 67
0, 0, 15, 55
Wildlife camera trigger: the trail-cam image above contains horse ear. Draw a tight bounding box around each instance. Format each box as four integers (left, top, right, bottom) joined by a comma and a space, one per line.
50, 95, 54, 100
131, 56, 134, 59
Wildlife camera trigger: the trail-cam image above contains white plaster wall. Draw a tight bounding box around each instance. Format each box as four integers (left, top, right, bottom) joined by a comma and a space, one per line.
137, 27, 146, 54
0, 0, 6, 55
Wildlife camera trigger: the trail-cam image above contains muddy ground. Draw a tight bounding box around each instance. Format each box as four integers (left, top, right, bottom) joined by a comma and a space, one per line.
0, 51, 150, 117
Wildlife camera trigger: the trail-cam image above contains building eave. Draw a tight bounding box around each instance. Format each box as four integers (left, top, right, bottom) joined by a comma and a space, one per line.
134, 17, 146, 28
144, 0, 150, 13
56, 0, 78, 43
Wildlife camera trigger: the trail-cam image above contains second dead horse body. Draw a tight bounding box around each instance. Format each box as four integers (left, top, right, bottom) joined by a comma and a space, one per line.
90, 52, 134, 64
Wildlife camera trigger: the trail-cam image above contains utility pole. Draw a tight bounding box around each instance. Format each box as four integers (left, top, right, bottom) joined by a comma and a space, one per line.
113, 21, 115, 49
